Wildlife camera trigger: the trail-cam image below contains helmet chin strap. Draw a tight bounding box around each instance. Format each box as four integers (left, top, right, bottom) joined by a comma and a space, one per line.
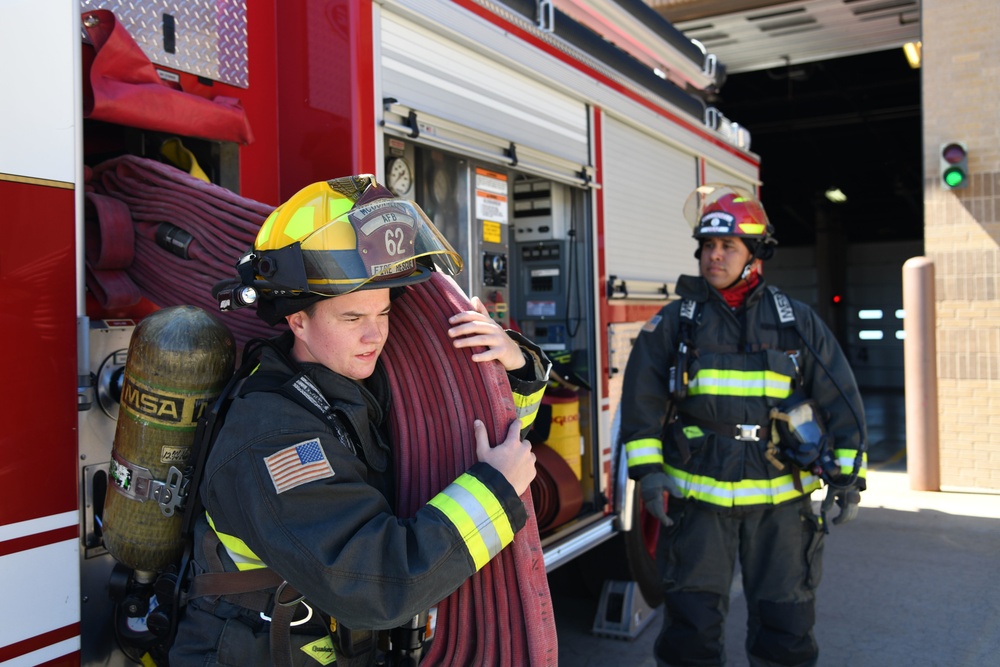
723, 258, 759, 291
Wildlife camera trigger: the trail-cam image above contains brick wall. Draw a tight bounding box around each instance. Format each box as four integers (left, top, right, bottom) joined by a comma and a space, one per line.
923, 0, 1000, 491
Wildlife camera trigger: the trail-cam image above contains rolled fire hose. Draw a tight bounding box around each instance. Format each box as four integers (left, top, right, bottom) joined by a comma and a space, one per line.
383, 273, 559, 666
530, 444, 584, 533
87, 155, 278, 348
84, 191, 142, 310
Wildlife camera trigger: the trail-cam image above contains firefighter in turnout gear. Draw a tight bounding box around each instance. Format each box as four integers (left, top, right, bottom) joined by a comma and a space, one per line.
170, 175, 551, 666
620, 184, 866, 667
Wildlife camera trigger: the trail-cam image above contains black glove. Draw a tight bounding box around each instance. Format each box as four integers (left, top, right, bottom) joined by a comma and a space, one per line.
831, 486, 861, 525
639, 472, 681, 528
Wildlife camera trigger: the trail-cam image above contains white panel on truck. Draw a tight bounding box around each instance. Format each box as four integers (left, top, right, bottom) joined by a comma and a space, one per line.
1, 0, 78, 184
603, 115, 699, 286
379, 12, 589, 169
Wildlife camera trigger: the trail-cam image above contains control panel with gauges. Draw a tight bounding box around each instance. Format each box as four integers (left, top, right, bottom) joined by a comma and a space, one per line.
389, 138, 513, 327
471, 166, 511, 326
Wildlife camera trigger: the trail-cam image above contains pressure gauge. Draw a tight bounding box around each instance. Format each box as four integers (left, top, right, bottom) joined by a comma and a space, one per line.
432, 166, 451, 204
386, 157, 413, 197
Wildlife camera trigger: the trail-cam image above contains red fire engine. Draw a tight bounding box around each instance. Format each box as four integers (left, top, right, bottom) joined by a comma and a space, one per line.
1, 0, 759, 664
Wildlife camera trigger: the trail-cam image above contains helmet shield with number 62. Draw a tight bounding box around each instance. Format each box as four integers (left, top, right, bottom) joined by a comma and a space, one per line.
247, 175, 462, 297
219, 175, 463, 324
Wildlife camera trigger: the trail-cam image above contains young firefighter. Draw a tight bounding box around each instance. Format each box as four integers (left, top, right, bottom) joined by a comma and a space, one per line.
169, 175, 551, 667
620, 184, 867, 667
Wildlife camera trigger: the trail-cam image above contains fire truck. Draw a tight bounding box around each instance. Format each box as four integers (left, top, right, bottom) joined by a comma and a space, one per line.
1, 0, 759, 664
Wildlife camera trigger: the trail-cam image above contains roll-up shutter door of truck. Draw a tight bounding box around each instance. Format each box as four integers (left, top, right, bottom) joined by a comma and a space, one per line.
603, 115, 698, 288
380, 11, 588, 173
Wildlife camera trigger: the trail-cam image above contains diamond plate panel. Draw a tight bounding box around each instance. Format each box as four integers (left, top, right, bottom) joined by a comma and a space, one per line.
81, 0, 248, 88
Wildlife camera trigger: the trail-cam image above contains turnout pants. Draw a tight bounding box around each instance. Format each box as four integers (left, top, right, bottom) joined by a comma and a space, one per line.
654, 497, 825, 667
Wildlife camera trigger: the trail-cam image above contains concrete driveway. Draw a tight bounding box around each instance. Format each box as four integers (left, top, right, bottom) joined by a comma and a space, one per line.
553, 467, 1000, 666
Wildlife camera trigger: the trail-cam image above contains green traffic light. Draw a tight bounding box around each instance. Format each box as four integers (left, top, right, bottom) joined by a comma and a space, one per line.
944, 167, 966, 188
940, 142, 968, 189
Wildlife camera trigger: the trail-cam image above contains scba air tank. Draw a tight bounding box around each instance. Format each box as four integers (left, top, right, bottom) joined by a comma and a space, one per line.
102, 305, 235, 574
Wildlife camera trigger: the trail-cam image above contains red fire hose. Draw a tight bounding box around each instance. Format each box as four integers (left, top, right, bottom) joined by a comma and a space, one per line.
530, 443, 584, 533
383, 273, 558, 666
87, 155, 278, 347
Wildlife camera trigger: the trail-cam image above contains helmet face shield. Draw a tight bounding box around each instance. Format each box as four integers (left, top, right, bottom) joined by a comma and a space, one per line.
769, 396, 844, 483
780, 399, 827, 446
769, 397, 830, 470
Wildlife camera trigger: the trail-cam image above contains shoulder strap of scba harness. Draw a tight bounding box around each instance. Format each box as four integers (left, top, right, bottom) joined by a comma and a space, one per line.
678, 286, 797, 331
182, 337, 373, 535
181, 337, 273, 537
767, 284, 798, 328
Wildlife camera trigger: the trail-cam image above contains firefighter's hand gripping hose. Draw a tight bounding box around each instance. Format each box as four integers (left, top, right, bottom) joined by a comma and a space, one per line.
382, 273, 559, 666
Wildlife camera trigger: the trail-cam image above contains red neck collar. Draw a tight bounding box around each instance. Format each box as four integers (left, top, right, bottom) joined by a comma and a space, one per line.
719, 268, 761, 309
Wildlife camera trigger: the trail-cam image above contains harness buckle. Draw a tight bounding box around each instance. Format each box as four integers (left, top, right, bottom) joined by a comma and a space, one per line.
735, 424, 761, 441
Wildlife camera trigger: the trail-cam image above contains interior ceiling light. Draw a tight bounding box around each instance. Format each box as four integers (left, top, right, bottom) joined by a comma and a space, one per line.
825, 187, 847, 203
903, 41, 921, 69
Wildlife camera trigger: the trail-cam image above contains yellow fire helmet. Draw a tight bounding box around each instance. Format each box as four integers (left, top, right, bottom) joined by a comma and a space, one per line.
219, 174, 463, 324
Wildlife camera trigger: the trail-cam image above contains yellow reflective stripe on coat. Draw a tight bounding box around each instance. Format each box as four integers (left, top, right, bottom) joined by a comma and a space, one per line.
664, 464, 822, 507
835, 449, 868, 479
206, 513, 267, 571
428, 473, 514, 571
687, 369, 793, 398
625, 438, 664, 469
513, 385, 545, 429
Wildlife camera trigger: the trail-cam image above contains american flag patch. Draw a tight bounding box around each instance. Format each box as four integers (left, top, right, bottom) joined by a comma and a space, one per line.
641, 315, 662, 333
264, 439, 334, 494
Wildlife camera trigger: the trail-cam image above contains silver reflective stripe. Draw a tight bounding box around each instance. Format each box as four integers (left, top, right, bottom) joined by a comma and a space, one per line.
625, 444, 662, 463
627, 445, 661, 461
689, 375, 790, 393
445, 483, 503, 560
678, 471, 822, 504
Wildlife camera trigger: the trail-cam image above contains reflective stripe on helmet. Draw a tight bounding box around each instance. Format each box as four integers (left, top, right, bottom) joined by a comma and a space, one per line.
255, 181, 357, 251
665, 464, 823, 507
427, 472, 515, 571
625, 438, 664, 469
737, 222, 766, 235
688, 369, 793, 399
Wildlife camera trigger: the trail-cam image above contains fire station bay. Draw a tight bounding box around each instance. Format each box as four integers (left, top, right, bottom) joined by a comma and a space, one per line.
3, 0, 997, 666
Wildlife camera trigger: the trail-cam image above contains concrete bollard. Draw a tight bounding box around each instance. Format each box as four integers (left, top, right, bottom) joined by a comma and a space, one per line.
902, 257, 940, 491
